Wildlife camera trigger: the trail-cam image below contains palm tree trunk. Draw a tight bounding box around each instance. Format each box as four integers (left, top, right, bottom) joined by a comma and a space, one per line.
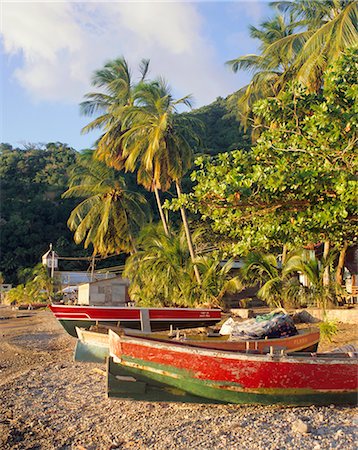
129, 235, 137, 254
336, 241, 348, 286
153, 184, 169, 236
323, 240, 330, 286
175, 181, 201, 285
90, 255, 96, 282
282, 244, 288, 265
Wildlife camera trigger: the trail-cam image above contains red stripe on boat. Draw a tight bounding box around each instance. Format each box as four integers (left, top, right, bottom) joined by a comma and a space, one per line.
49, 305, 221, 321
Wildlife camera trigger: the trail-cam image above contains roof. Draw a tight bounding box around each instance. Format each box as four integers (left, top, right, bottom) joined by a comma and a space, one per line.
78, 275, 129, 287
55, 271, 116, 286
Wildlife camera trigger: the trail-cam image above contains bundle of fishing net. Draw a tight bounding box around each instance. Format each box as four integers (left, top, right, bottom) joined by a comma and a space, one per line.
220, 311, 298, 340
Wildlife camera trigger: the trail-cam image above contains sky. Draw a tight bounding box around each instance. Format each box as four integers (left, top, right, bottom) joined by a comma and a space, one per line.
1, 0, 272, 151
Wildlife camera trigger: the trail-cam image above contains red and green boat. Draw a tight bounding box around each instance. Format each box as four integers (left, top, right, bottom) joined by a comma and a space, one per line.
49, 304, 221, 337
73, 326, 319, 363
107, 330, 358, 405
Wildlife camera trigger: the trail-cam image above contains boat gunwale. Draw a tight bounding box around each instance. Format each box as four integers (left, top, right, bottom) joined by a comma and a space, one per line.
50, 304, 221, 312
124, 327, 320, 345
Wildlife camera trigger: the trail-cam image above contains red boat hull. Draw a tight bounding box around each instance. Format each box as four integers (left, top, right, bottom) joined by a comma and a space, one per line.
49, 304, 221, 337
108, 331, 358, 405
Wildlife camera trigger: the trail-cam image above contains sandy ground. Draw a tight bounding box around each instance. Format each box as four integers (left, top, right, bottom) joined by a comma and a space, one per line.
0, 305, 357, 450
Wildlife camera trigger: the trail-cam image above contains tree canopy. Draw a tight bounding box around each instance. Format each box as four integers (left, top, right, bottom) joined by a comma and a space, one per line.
62, 150, 150, 255
0, 143, 82, 284
227, 1, 358, 126
168, 50, 357, 255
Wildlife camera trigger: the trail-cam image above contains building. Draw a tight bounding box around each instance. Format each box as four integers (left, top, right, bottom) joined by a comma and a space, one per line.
77, 276, 130, 306
0, 284, 12, 304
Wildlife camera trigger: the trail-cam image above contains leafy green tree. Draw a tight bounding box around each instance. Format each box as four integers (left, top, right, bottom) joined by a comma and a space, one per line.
63, 150, 150, 256
169, 50, 357, 264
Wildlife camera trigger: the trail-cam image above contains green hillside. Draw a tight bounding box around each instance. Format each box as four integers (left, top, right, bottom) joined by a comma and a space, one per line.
186, 94, 250, 156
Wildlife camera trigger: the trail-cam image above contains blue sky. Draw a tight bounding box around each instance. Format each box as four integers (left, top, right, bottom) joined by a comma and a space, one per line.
1, 1, 272, 151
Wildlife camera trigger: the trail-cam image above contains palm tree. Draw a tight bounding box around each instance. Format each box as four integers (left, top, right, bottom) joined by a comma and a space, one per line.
283, 250, 339, 309
123, 224, 195, 307
124, 224, 241, 307
193, 257, 242, 308
62, 150, 149, 256
270, 1, 358, 90
226, 14, 299, 128
30, 263, 54, 301
241, 252, 286, 308
241, 251, 312, 308
120, 79, 202, 283
80, 57, 150, 169
227, 1, 357, 125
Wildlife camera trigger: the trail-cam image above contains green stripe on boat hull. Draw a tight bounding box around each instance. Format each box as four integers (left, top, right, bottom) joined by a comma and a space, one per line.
108, 355, 357, 406
60, 320, 126, 337
107, 357, 220, 403
74, 340, 109, 363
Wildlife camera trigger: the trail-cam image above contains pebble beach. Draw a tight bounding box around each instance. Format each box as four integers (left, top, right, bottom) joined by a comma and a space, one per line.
0, 306, 357, 450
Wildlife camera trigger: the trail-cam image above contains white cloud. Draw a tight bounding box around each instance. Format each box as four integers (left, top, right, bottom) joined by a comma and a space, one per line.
1, 0, 240, 106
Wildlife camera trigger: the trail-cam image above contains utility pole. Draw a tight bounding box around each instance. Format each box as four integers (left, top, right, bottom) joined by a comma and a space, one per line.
51, 244, 55, 279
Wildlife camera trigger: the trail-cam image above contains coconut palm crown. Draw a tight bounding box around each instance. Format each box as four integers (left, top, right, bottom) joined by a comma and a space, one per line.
62, 150, 150, 256
227, 1, 358, 126
80, 57, 150, 169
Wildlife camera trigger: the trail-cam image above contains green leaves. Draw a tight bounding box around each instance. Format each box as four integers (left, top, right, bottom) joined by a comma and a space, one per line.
168, 50, 357, 255
123, 224, 242, 308
63, 151, 150, 256
228, 1, 358, 126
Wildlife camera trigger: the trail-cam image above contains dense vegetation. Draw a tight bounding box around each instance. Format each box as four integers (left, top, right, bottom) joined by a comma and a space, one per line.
184, 96, 251, 156
0, 93, 246, 286
0, 143, 83, 284
172, 50, 357, 254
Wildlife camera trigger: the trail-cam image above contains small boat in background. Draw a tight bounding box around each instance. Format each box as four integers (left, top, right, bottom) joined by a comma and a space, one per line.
124, 326, 320, 353
107, 330, 358, 405
50, 304, 222, 337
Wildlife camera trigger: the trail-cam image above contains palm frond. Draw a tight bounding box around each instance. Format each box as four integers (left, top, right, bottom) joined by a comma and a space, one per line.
226, 54, 265, 73
295, 2, 358, 88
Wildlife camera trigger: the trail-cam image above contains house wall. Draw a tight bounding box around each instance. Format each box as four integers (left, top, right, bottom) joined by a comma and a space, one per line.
78, 278, 128, 306
78, 284, 90, 305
